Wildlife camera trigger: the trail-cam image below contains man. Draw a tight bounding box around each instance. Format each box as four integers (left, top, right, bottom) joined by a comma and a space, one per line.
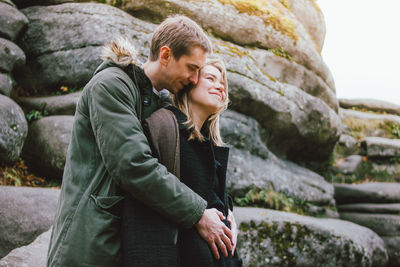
47, 15, 234, 266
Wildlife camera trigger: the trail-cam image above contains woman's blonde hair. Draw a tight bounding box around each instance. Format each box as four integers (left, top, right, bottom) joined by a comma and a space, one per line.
173, 57, 229, 146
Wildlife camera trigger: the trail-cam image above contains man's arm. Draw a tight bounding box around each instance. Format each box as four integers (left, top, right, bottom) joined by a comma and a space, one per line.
88, 76, 205, 227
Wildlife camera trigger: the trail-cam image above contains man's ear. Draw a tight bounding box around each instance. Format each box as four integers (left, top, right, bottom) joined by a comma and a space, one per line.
159, 46, 171, 67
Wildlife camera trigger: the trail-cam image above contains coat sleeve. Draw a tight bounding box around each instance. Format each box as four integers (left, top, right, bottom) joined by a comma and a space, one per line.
88, 74, 207, 228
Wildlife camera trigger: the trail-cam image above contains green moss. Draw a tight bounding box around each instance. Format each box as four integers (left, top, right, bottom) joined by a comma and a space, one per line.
25, 108, 49, 123
217, 0, 298, 42
278, 0, 290, 9
342, 117, 400, 140
234, 188, 316, 215
268, 46, 293, 60
213, 40, 253, 58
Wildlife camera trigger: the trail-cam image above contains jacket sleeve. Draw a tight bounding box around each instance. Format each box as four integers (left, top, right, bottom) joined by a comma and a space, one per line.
88, 74, 207, 228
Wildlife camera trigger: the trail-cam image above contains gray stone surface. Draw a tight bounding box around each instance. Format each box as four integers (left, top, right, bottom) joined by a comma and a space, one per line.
0, 2, 28, 41
18, 91, 81, 115
340, 108, 400, 126
339, 212, 400, 237
16, 2, 154, 95
0, 38, 25, 73
0, 228, 51, 267
333, 155, 363, 174
0, 94, 28, 164
22, 115, 73, 179
382, 236, 400, 267
340, 98, 400, 116
335, 134, 359, 157
361, 136, 400, 157
234, 207, 388, 267
0, 186, 60, 258
0, 0, 16, 8
337, 203, 400, 214
122, 0, 335, 90
0, 73, 13, 96
10, 0, 73, 8
220, 110, 334, 205
334, 182, 400, 204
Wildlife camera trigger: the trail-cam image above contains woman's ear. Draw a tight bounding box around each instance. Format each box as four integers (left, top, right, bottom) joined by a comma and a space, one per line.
159, 46, 171, 67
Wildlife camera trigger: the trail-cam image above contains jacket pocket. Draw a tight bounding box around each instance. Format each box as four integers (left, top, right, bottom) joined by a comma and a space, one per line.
90, 194, 125, 218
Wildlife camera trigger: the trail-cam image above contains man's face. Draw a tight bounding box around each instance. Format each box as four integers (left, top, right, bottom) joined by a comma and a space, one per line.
163, 46, 207, 94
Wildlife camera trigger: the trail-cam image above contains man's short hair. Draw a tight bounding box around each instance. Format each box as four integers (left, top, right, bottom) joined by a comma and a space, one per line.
150, 15, 212, 61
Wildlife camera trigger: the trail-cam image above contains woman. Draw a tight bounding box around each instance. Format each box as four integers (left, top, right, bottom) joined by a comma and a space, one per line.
122, 58, 242, 267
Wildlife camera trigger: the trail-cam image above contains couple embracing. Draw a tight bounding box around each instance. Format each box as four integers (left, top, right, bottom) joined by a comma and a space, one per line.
47, 15, 242, 267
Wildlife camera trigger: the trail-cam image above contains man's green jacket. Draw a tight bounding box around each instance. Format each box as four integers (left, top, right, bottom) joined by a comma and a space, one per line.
47, 40, 207, 266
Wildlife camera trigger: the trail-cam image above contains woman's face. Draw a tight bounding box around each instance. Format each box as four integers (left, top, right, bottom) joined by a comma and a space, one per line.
189, 65, 226, 116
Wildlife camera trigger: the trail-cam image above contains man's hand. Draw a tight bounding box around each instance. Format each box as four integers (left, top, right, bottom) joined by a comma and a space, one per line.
227, 209, 238, 255
195, 208, 233, 260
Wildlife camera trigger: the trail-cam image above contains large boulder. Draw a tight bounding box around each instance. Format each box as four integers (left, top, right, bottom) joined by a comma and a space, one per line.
340, 98, 400, 117
0, 38, 25, 73
337, 203, 400, 214
334, 182, 400, 204
0, 228, 51, 267
0, 2, 29, 41
339, 212, 400, 237
22, 115, 74, 179
0, 73, 13, 97
361, 137, 400, 157
16, 2, 155, 94
120, 0, 335, 90
18, 91, 81, 116
382, 236, 400, 267
221, 110, 335, 205
0, 95, 28, 164
0, 186, 60, 258
234, 207, 388, 267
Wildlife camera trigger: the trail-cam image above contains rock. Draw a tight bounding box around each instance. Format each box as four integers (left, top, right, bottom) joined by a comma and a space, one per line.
220, 109, 269, 159
286, 0, 325, 51
227, 147, 334, 206
0, 95, 28, 164
226, 71, 341, 162
340, 98, 400, 117
334, 182, 400, 204
339, 212, 400, 237
220, 110, 334, 205
0, 186, 60, 258
16, 2, 154, 95
337, 203, 400, 214
0, 2, 29, 41
22, 115, 73, 179
18, 91, 81, 115
371, 162, 400, 180
381, 236, 400, 267
249, 46, 338, 111
13, 0, 74, 8
361, 137, 400, 157
0, 0, 16, 8
0, 228, 51, 267
335, 134, 359, 157
333, 155, 363, 174
0, 73, 13, 96
0, 38, 25, 73
340, 108, 400, 125
234, 207, 388, 267
121, 0, 335, 90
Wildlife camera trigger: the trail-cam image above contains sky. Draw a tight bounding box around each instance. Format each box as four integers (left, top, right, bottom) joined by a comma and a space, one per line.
317, 0, 400, 105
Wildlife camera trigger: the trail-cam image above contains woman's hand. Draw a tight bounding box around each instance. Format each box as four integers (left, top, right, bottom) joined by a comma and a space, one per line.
227, 209, 238, 255
195, 208, 233, 260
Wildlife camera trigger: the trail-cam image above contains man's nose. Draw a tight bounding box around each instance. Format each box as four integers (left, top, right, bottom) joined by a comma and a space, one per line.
189, 71, 199, 85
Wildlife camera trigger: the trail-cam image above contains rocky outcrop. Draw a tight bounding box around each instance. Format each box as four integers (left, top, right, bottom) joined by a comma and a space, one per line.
0, 228, 51, 267
361, 137, 400, 157
334, 182, 400, 204
0, 186, 59, 258
16, 3, 155, 95
0, 73, 13, 97
14, 2, 341, 162
120, 0, 334, 90
22, 116, 74, 179
221, 110, 335, 206
18, 92, 81, 115
335, 182, 400, 266
234, 207, 388, 267
0, 95, 28, 164
0, 1, 28, 41
0, 38, 25, 73
340, 98, 400, 117
332, 155, 363, 175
